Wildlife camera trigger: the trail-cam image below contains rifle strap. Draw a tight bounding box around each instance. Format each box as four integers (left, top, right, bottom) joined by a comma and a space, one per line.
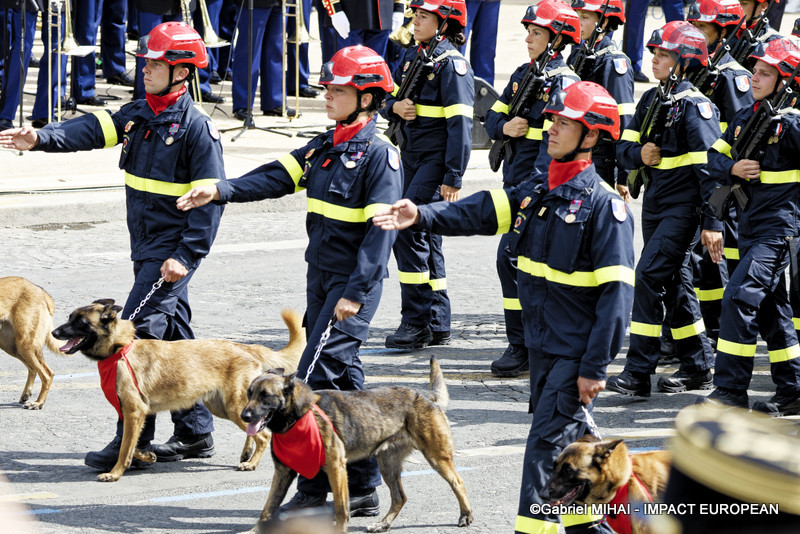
544, 66, 573, 80
716, 61, 749, 74
432, 49, 464, 63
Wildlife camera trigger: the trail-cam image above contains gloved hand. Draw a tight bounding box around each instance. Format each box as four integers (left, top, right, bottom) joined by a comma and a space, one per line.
392, 12, 405, 32
331, 11, 351, 39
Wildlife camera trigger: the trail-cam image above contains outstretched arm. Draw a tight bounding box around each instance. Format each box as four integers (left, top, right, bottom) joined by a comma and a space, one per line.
0, 127, 39, 151
176, 185, 221, 211
373, 199, 420, 230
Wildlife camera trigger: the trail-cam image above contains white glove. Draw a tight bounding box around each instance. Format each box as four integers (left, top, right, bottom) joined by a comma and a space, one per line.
331, 11, 351, 39
392, 12, 405, 32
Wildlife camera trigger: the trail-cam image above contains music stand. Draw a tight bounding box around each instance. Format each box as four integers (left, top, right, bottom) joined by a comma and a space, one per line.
219, 0, 291, 140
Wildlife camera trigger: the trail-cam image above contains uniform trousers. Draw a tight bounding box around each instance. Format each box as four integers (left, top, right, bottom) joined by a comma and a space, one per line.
231, 5, 283, 112
497, 233, 525, 347
461, 0, 500, 85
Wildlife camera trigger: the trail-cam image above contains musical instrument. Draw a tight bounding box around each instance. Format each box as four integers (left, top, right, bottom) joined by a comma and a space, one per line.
180, 0, 205, 103
282, 0, 311, 120
389, 3, 414, 46
198, 0, 229, 48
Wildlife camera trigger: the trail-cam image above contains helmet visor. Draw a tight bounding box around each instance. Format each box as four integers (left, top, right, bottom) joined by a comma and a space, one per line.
135, 35, 196, 62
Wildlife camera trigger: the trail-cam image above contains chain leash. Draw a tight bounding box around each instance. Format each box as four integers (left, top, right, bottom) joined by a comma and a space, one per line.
127, 277, 165, 321
581, 404, 602, 440
303, 314, 337, 384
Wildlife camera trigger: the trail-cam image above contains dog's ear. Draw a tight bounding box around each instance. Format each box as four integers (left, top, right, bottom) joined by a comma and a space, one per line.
593, 439, 624, 462
266, 368, 285, 376
577, 434, 601, 443
98, 302, 122, 323
93, 298, 116, 307
283, 373, 296, 395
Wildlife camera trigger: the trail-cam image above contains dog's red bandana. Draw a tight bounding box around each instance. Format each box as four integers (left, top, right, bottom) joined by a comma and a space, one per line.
97, 342, 141, 420
603, 458, 654, 534
271, 404, 335, 479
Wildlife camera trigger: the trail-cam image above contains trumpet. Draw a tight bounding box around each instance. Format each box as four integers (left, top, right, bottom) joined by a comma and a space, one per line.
287, 0, 311, 44
281, 0, 308, 120
198, 0, 229, 48
389, 4, 414, 46
59, 0, 78, 54
180, 0, 205, 103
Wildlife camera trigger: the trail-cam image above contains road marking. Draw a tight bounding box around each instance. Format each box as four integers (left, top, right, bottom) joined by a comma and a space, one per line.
1, 492, 59, 502
11, 508, 60, 516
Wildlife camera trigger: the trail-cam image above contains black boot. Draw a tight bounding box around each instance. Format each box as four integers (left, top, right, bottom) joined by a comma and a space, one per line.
429, 330, 452, 346
490, 344, 528, 377
606, 369, 651, 397
698, 387, 749, 409
753, 392, 800, 416
84, 435, 154, 471
148, 433, 215, 462
657, 369, 713, 393
349, 488, 380, 517
385, 323, 433, 349
275, 490, 329, 517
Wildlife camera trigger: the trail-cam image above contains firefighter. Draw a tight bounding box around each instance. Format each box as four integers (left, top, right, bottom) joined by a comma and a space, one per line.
608, 21, 722, 398
484, 0, 581, 377
380, 0, 473, 350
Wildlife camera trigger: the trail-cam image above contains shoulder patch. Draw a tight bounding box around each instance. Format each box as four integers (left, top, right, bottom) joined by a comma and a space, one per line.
387, 148, 400, 171
453, 59, 468, 76
207, 120, 220, 140
697, 101, 713, 120
734, 74, 751, 93
613, 58, 628, 75
611, 198, 627, 222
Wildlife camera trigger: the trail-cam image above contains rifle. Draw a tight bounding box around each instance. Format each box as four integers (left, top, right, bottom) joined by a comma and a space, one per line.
385, 12, 451, 151
690, 15, 747, 95
570, 0, 611, 80
626, 60, 681, 198
709, 60, 800, 219
487, 26, 564, 173
730, 0, 777, 65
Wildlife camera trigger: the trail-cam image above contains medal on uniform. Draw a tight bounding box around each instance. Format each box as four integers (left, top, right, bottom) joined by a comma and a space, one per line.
169, 123, 180, 135
345, 161, 356, 169
565, 214, 576, 223
565, 199, 582, 223
428, 73, 435, 81
165, 137, 174, 145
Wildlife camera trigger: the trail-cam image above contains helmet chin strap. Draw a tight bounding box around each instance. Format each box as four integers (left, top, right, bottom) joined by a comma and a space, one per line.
156, 65, 193, 97
554, 127, 591, 162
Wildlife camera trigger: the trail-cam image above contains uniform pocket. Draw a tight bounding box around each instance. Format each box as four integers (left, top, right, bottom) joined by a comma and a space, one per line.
540, 388, 584, 448
730, 259, 780, 310
151, 125, 188, 182
544, 206, 590, 272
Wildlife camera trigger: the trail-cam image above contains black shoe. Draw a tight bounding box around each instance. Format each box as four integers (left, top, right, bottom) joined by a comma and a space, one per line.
275, 490, 329, 517
349, 489, 380, 517
606, 369, 651, 397
699, 387, 749, 409
30, 118, 48, 129
233, 108, 249, 121
107, 72, 134, 86
0, 118, 13, 131
77, 95, 107, 107
657, 369, 713, 393
490, 344, 529, 377
633, 71, 650, 83
84, 435, 154, 471
263, 106, 300, 118
385, 323, 433, 349
430, 330, 451, 346
148, 433, 215, 462
753, 392, 800, 416
200, 92, 226, 104
209, 71, 222, 84
288, 86, 320, 98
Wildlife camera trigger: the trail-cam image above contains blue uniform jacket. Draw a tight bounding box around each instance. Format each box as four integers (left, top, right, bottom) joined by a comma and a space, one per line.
381, 39, 474, 189
568, 35, 635, 184
704, 51, 754, 132
617, 79, 723, 231
215, 120, 404, 304
32, 93, 225, 269
708, 106, 800, 239
484, 54, 578, 186
416, 166, 635, 380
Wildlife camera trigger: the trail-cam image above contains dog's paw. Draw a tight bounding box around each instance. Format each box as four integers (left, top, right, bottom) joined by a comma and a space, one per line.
22, 401, 44, 410
367, 522, 391, 533
18, 393, 31, 404
97, 472, 121, 482
237, 461, 257, 471
458, 511, 473, 527
134, 449, 157, 463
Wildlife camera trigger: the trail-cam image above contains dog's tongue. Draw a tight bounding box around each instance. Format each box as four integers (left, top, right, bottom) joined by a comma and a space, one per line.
246, 420, 264, 436
59, 337, 83, 353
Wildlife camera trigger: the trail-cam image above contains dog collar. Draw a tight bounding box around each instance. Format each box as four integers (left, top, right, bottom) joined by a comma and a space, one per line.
97, 342, 141, 420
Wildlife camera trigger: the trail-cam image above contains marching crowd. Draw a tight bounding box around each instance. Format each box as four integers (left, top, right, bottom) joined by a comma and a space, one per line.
2, 0, 800, 532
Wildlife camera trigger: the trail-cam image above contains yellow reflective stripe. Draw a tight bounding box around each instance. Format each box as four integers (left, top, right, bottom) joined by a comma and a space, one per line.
720, 122, 728, 133
398, 270, 430, 284
364, 203, 392, 220
444, 103, 473, 118
489, 189, 512, 234
517, 257, 635, 287
429, 278, 447, 291
524, 121, 552, 140
561, 513, 603, 527
653, 151, 707, 170
504, 297, 522, 311
391, 83, 400, 97
794, 318, 800, 330
618, 102, 636, 116
769, 344, 800, 363
671, 319, 706, 340
694, 287, 724, 301
514, 516, 560, 534
415, 104, 445, 118
277, 153, 305, 192
124, 173, 219, 197
491, 100, 509, 114
92, 110, 118, 148
620, 129, 640, 143
724, 247, 739, 260
307, 198, 385, 223
711, 138, 732, 157
717, 338, 757, 357
759, 170, 800, 184
630, 321, 661, 338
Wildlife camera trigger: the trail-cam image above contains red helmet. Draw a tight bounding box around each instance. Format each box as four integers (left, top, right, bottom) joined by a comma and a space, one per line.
648, 21, 708, 68
687, 0, 744, 29
544, 81, 620, 139
521, 0, 581, 46
749, 38, 800, 84
570, 0, 625, 25
320, 45, 394, 92
410, 0, 467, 28
135, 22, 208, 68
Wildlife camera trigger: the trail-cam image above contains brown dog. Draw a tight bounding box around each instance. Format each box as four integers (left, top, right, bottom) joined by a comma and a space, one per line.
242, 358, 473, 533
0, 276, 61, 410
544, 435, 671, 534
52, 299, 305, 482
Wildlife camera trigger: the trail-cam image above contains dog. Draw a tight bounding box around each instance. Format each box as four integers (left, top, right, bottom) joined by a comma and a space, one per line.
242, 357, 473, 534
544, 435, 671, 534
52, 299, 305, 482
0, 276, 61, 410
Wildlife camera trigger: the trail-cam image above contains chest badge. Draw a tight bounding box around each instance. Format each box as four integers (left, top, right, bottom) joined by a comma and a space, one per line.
521, 196, 531, 209
124, 121, 134, 132
734, 125, 741, 139
512, 81, 519, 95
305, 148, 315, 159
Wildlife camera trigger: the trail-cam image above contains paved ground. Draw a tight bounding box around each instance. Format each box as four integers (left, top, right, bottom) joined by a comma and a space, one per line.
2, 2, 800, 533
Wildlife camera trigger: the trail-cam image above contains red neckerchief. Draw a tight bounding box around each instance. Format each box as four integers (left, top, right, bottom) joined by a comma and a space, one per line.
548, 159, 592, 191
145, 86, 187, 116
332, 117, 370, 146
97, 342, 141, 420
604, 456, 654, 534
271, 404, 336, 479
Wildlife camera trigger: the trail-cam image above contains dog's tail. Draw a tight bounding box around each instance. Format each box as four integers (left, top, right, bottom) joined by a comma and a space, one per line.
43, 294, 64, 356
428, 357, 449, 411
248, 309, 306, 372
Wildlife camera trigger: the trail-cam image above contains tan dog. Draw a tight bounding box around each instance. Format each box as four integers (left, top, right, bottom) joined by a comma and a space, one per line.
52, 299, 305, 482
544, 435, 671, 534
0, 276, 61, 410
241, 358, 473, 534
